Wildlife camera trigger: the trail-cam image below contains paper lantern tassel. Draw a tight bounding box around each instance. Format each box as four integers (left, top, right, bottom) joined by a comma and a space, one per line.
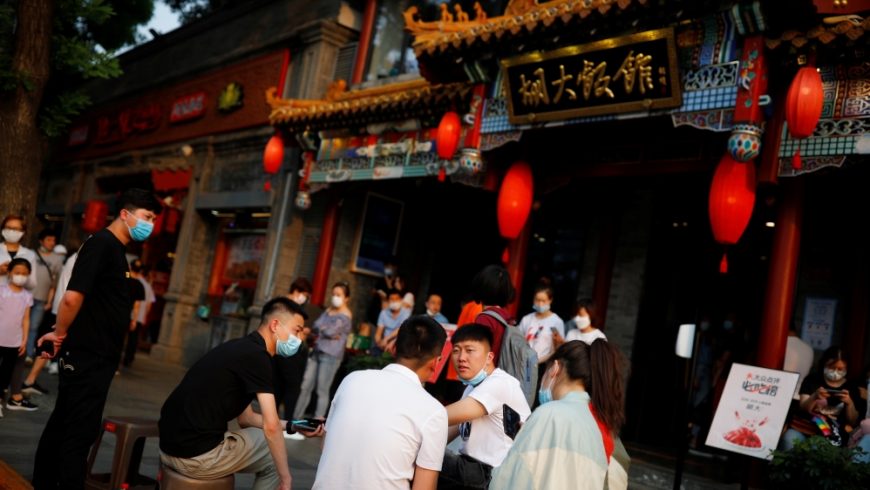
502, 247, 510, 264
719, 253, 729, 274
792, 147, 802, 171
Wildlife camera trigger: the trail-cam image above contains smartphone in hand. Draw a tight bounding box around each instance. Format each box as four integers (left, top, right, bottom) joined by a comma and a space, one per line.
290, 418, 325, 432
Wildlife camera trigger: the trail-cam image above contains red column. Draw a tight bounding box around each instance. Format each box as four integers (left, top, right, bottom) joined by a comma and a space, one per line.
757, 178, 804, 369
311, 196, 342, 306
505, 221, 532, 318
351, 0, 377, 85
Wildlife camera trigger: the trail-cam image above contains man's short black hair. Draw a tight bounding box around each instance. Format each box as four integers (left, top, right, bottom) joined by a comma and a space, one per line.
37, 228, 58, 241
7, 257, 32, 274
261, 296, 308, 324
386, 288, 403, 298
470, 264, 515, 306
451, 324, 493, 349
289, 277, 312, 294
395, 315, 447, 364
118, 188, 162, 215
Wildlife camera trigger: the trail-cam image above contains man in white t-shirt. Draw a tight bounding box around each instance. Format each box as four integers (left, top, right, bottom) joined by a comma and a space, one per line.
441, 324, 531, 489
313, 315, 448, 490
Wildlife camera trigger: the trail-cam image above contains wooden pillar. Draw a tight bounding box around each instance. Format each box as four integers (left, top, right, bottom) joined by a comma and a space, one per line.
757, 178, 804, 369
351, 0, 377, 85
311, 195, 341, 306
505, 221, 532, 318
846, 252, 869, 377
592, 210, 619, 329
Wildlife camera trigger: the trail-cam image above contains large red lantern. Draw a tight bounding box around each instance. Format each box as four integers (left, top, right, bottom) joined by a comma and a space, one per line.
708, 155, 756, 273
263, 133, 285, 174
436, 111, 461, 159
81, 200, 108, 233
784, 66, 824, 170
498, 161, 534, 240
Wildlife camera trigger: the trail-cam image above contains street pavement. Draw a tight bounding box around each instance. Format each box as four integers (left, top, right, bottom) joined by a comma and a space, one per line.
0, 353, 742, 489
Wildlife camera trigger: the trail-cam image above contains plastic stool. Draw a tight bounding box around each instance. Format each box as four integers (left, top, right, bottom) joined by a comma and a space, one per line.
158, 465, 235, 489
84, 416, 159, 490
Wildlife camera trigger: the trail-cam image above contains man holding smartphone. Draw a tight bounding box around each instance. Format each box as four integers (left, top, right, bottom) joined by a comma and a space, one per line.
313, 315, 448, 490
158, 297, 320, 489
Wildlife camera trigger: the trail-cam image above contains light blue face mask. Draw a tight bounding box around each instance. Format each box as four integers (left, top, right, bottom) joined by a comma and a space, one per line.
460, 368, 488, 387
126, 214, 154, 242
276, 329, 302, 358
538, 365, 556, 405
533, 304, 550, 314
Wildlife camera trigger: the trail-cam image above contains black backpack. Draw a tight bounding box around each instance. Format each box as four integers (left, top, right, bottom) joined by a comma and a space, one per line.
479, 309, 538, 406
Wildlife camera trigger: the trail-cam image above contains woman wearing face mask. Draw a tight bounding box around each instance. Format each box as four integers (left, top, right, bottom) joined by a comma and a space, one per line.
517, 282, 565, 369
0, 215, 38, 291
564, 301, 606, 345
293, 281, 353, 421
780, 346, 865, 450
490, 340, 629, 490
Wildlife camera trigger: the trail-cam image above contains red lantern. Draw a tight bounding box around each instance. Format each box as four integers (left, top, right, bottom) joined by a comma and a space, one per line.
81, 200, 108, 233
263, 133, 285, 174
784, 66, 824, 170
708, 155, 756, 273
436, 112, 461, 159
497, 162, 534, 240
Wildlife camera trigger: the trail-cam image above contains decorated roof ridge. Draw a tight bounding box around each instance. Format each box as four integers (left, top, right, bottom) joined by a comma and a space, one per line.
266, 79, 474, 128
765, 15, 870, 49
405, 0, 649, 56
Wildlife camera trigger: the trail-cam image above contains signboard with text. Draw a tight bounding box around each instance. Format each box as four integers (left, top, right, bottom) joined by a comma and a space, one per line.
170, 92, 207, 123
802, 297, 837, 350
500, 28, 682, 124
706, 363, 799, 460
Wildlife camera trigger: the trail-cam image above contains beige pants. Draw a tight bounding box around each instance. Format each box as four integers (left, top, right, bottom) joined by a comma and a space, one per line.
160, 427, 278, 489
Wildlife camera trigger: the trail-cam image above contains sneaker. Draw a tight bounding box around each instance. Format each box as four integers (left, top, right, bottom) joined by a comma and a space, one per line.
48, 362, 59, 375
24, 356, 34, 366
7, 398, 38, 411
22, 381, 49, 396
283, 431, 305, 441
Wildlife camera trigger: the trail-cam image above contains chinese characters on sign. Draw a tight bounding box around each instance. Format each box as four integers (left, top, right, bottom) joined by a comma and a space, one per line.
170, 92, 207, 123
802, 297, 837, 350
706, 363, 799, 460
501, 28, 682, 124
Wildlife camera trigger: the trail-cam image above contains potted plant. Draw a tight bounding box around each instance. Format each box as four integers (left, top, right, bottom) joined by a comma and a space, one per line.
768, 436, 870, 489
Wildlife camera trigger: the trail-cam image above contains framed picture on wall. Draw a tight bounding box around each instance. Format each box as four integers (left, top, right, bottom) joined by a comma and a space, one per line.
351, 192, 404, 277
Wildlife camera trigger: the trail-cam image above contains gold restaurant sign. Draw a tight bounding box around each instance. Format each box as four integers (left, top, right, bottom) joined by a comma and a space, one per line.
500, 28, 682, 124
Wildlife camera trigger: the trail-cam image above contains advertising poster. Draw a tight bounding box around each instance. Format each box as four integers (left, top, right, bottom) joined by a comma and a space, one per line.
802, 297, 837, 350
706, 363, 799, 460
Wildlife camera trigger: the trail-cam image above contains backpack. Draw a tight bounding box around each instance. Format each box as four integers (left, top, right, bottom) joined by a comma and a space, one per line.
479, 309, 538, 406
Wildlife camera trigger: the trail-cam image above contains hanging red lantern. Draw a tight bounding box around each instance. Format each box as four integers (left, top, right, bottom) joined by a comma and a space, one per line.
497, 161, 534, 240
436, 111, 461, 159
784, 65, 824, 170
263, 133, 285, 174
81, 200, 108, 233
708, 155, 757, 273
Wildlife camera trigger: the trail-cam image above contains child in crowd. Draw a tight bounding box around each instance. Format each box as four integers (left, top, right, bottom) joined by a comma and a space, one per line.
0, 258, 37, 415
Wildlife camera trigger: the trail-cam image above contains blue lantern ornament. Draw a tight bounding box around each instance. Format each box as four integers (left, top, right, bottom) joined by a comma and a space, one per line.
727, 124, 764, 162
459, 148, 485, 175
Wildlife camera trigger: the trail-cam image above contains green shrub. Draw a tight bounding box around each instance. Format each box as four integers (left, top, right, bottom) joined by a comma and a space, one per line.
768, 436, 870, 489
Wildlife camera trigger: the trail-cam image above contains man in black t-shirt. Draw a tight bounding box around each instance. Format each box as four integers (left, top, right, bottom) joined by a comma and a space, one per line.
32, 188, 161, 490
159, 297, 317, 489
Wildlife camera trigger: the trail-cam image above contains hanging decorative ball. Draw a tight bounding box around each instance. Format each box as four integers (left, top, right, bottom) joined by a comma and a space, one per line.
295, 190, 312, 210
727, 124, 764, 162
263, 133, 285, 174
263, 180, 272, 192
785, 65, 824, 170
459, 148, 485, 175
436, 111, 461, 159
708, 154, 757, 274
81, 200, 108, 233
497, 161, 534, 240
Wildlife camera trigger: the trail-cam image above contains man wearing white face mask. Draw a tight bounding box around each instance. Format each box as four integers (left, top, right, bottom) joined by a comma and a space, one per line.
376, 288, 411, 353
442, 324, 531, 489
159, 297, 320, 488
32, 189, 163, 489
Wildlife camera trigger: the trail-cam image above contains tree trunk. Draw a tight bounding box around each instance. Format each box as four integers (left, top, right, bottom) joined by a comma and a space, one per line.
0, 0, 54, 240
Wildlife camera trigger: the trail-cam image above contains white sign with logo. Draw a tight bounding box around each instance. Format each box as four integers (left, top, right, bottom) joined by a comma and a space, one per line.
802, 297, 837, 350
705, 363, 799, 460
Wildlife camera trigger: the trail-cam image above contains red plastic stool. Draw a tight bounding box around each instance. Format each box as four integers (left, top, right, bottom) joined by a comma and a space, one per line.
84, 416, 159, 490
158, 464, 235, 489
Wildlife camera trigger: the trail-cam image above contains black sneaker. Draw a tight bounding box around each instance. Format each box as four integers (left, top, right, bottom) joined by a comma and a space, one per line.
22, 381, 49, 396
7, 398, 38, 411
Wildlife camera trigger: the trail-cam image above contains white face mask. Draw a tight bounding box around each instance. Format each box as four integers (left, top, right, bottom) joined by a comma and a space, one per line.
575, 315, 591, 330
292, 294, 308, 305
2, 229, 24, 244
389, 301, 402, 311
11, 274, 28, 286
427, 309, 437, 317
331, 295, 344, 308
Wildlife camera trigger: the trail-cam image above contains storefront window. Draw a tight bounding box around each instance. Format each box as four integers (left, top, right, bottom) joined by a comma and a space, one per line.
218, 233, 267, 316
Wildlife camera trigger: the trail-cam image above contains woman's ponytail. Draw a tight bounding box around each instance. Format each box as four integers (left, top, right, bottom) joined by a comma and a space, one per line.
588, 339, 627, 432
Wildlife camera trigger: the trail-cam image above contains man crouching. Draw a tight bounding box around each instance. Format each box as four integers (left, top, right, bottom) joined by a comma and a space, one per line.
158, 297, 320, 489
